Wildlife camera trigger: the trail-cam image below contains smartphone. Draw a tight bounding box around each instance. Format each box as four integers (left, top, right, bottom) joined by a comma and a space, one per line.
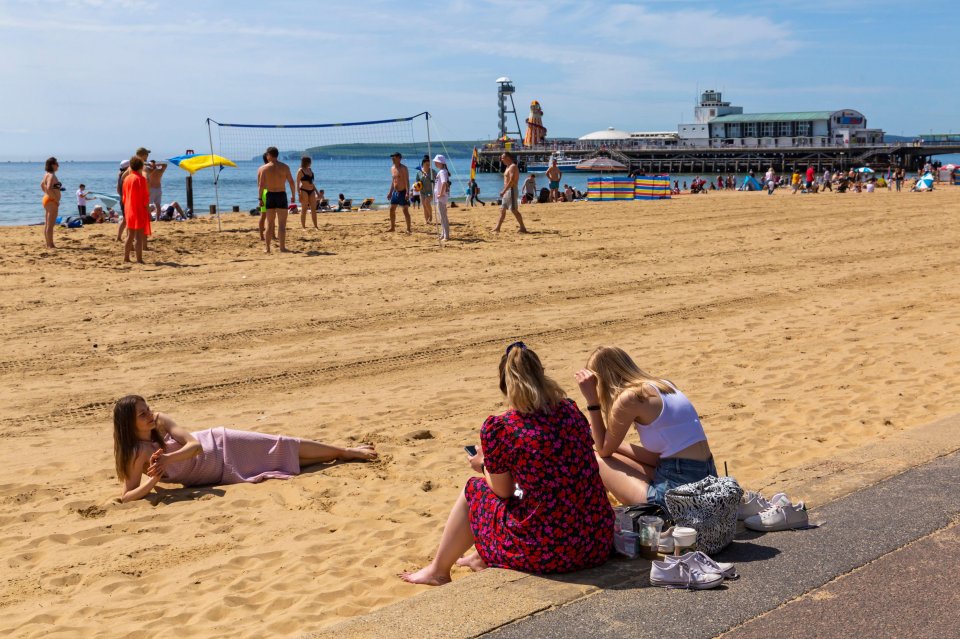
464, 445, 478, 457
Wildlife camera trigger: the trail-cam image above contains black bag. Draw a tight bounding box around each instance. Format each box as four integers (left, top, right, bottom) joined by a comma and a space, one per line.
614, 503, 672, 533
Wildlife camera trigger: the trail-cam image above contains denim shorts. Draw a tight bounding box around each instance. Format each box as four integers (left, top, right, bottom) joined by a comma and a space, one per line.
647, 457, 718, 510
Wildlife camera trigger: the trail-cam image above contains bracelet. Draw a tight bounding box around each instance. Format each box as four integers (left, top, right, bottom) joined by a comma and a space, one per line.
586, 404, 601, 411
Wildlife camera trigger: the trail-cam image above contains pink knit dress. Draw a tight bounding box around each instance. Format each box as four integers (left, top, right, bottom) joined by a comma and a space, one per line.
161, 428, 301, 486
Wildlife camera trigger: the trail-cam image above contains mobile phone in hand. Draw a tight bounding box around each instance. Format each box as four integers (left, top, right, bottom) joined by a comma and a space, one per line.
464, 445, 478, 457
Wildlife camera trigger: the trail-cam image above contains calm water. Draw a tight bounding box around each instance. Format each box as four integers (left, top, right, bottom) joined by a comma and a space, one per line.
0, 159, 725, 226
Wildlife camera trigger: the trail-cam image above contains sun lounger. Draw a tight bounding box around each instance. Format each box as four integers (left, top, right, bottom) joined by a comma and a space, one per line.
358, 198, 375, 211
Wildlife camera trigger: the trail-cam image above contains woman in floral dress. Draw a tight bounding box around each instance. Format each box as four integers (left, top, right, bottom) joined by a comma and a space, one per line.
401, 342, 613, 585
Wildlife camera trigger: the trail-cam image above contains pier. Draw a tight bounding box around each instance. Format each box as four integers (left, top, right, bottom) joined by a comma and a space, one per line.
477, 139, 960, 175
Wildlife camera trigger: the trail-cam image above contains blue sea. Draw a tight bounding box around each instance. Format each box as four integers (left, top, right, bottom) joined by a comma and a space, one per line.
0, 158, 617, 226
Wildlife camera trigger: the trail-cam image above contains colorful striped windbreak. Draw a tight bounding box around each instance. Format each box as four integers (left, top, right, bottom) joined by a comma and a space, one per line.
587, 177, 635, 201
634, 176, 672, 200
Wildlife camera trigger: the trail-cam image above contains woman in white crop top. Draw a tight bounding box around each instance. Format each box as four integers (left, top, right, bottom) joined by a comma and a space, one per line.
576, 346, 716, 508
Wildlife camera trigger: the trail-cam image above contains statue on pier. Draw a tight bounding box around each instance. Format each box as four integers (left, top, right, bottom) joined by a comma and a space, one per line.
524, 100, 547, 147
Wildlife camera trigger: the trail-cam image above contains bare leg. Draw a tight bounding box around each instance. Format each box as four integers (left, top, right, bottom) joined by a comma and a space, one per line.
456, 552, 488, 572
123, 228, 135, 262
278, 209, 289, 251
134, 230, 145, 264
492, 208, 507, 232
400, 489, 475, 586
43, 204, 58, 248
298, 440, 377, 466
388, 204, 397, 232
300, 203, 307, 229
264, 209, 277, 253
258, 212, 266, 240
402, 205, 411, 233
595, 451, 655, 505
116, 217, 126, 242
512, 207, 527, 233
308, 192, 319, 228
422, 198, 433, 224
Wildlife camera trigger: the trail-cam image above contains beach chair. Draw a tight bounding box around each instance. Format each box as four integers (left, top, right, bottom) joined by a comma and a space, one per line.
337, 199, 352, 212
358, 198, 375, 211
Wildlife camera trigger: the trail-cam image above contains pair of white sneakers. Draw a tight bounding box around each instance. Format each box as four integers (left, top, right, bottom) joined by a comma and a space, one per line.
650, 551, 737, 590
739, 491, 809, 531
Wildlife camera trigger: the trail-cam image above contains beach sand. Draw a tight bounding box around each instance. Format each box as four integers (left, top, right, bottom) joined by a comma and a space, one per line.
1, 187, 958, 638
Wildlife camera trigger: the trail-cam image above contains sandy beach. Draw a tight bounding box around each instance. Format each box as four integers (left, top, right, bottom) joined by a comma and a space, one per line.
1, 187, 958, 638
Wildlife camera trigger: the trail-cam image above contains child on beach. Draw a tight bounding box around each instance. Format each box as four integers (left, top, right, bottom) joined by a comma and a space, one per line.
575, 346, 717, 510
432, 154, 451, 241
76, 184, 93, 216
401, 343, 613, 585
113, 395, 377, 503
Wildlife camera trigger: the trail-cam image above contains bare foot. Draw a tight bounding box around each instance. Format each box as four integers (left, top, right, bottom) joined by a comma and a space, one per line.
518, 227, 529, 234
491, 227, 501, 233
455, 552, 488, 572
343, 445, 378, 461
399, 567, 451, 586
136, 259, 145, 264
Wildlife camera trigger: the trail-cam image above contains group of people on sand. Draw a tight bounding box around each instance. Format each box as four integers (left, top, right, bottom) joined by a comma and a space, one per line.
115, 342, 715, 588
256, 148, 528, 249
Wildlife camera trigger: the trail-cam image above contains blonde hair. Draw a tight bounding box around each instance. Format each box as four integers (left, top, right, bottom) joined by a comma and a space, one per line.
498, 344, 565, 414
586, 346, 675, 419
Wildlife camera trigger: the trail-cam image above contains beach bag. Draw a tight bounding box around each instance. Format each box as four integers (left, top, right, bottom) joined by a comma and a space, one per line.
665, 475, 743, 555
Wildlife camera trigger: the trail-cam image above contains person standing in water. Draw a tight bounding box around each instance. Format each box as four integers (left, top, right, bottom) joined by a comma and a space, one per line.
257, 147, 296, 253
493, 152, 527, 233
40, 157, 62, 249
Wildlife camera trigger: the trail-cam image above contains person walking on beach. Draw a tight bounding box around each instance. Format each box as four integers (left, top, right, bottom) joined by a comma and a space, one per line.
112, 394, 377, 503
40, 157, 62, 249
895, 166, 904, 192
522, 173, 537, 204
764, 166, 777, 195
400, 343, 612, 586
822, 168, 833, 192
122, 156, 150, 264
296, 156, 319, 230
468, 178, 485, 207
387, 152, 412, 233
257, 147, 296, 253
433, 154, 451, 241
805, 165, 815, 191
416, 157, 435, 224
546, 158, 562, 202
493, 152, 527, 233
146, 159, 167, 219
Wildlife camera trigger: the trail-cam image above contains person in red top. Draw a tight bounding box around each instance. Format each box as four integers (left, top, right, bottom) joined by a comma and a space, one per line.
122, 156, 151, 264
401, 342, 613, 586
805, 165, 815, 189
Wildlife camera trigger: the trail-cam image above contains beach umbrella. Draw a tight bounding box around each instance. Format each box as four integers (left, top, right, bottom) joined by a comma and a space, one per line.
855, 167, 875, 173
917, 173, 935, 190
167, 153, 237, 175
87, 191, 120, 209
576, 157, 628, 172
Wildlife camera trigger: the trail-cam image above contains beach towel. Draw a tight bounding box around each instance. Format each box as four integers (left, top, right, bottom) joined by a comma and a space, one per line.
665, 475, 743, 555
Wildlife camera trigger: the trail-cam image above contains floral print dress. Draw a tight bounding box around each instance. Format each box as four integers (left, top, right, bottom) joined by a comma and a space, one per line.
464, 398, 613, 573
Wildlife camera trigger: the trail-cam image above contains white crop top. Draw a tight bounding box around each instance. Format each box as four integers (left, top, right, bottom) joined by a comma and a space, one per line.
634, 381, 707, 458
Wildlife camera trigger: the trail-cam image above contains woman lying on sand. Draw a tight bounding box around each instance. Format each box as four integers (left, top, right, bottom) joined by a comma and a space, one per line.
575, 346, 716, 509
113, 395, 377, 503
401, 342, 613, 586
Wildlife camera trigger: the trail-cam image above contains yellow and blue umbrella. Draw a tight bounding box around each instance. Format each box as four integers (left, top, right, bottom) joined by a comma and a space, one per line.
168, 153, 237, 175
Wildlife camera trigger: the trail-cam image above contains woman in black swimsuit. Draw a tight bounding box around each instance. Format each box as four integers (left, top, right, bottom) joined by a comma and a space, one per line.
296, 156, 319, 229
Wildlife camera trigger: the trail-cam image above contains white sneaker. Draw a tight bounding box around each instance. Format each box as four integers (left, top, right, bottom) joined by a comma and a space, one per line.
650, 558, 724, 590
738, 491, 789, 520
657, 526, 675, 554
666, 551, 737, 579
744, 501, 808, 531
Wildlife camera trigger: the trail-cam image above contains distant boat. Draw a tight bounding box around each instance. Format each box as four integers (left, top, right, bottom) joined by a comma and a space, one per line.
527, 152, 580, 173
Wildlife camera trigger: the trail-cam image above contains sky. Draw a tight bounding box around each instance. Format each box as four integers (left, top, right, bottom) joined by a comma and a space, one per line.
0, 0, 957, 161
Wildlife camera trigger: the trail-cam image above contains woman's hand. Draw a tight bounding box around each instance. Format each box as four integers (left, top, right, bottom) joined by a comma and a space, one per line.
468, 450, 485, 474
574, 369, 600, 404
146, 449, 168, 477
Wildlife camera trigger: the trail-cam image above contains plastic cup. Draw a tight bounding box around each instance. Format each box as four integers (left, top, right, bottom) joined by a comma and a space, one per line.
672, 526, 698, 555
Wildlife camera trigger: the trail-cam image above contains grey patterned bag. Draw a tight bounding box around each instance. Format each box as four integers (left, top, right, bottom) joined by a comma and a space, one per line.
664, 475, 743, 554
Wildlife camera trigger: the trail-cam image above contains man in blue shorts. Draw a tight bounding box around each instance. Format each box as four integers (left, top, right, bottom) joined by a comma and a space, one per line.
387, 152, 412, 233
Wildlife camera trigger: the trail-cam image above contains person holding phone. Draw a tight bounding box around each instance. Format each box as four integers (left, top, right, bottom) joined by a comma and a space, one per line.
400, 342, 613, 586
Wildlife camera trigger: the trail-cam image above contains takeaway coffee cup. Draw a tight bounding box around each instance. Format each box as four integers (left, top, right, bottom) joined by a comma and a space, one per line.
672, 526, 698, 555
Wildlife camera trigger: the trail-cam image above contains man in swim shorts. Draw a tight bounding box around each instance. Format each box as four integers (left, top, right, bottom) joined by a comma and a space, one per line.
546, 158, 562, 202
146, 158, 167, 218
494, 152, 527, 233
257, 146, 296, 253
387, 152, 412, 233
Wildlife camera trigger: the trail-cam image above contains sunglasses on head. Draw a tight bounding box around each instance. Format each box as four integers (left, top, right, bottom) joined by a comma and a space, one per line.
505, 341, 527, 355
